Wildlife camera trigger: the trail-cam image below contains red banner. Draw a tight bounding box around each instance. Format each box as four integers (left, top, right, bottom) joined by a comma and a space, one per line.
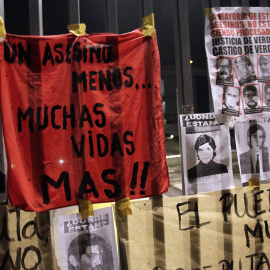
0, 29, 169, 211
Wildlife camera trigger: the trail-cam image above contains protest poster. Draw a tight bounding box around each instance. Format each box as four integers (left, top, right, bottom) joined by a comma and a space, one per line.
55, 207, 119, 270
116, 183, 270, 270
235, 119, 270, 184
0, 29, 169, 211
0, 205, 59, 270
205, 7, 270, 123
180, 113, 234, 195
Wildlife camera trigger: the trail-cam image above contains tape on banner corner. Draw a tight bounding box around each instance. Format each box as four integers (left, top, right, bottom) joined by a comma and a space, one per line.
205, 8, 211, 20
0, 16, 6, 40
249, 178, 260, 190
117, 197, 132, 216
142, 13, 155, 39
68, 23, 86, 36
79, 199, 94, 220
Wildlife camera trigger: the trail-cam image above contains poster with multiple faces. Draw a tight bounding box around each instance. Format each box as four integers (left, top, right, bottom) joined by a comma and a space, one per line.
205, 7, 270, 123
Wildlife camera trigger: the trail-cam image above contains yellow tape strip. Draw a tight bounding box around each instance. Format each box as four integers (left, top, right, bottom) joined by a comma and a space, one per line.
79, 199, 94, 219
117, 197, 132, 216
68, 23, 86, 36
205, 8, 211, 20
142, 13, 155, 39
0, 16, 6, 38
249, 178, 260, 190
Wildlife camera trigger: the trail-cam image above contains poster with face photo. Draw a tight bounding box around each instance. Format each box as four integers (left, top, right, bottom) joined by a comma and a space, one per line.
180, 113, 234, 195
216, 57, 234, 86
232, 55, 256, 86
222, 86, 240, 116
258, 54, 270, 82
56, 207, 119, 270
263, 83, 270, 111
235, 119, 270, 184
241, 84, 262, 114
205, 7, 270, 123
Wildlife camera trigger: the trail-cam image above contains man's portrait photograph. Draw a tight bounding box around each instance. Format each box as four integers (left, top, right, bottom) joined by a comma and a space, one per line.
241, 84, 262, 114
263, 83, 270, 111
222, 86, 240, 116
258, 55, 270, 82
236, 123, 270, 177
216, 56, 234, 86
67, 233, 114, 270
232, 55, 256, 85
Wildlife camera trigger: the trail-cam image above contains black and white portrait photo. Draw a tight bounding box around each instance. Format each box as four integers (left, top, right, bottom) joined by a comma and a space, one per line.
222, 86, 240, 116
258, 55, 270, 82
242, 84, 262, 114
56, 208, 119, 270
239, 124, 270, 175
235, 121, 270, 184
188, 134, 228, 180
263, 83, 270, 111
216, 57, 234, 86
67, 233, 113, 270
232, 55, 256, 85
180, 113, 234, 195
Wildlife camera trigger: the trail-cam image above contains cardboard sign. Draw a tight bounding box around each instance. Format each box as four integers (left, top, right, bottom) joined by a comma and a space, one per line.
0, 206, 59, 270
116, 183, 270, 269
0, 29, 169, 211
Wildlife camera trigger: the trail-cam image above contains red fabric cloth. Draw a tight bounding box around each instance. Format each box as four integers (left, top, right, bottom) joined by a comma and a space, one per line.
0, 29, 169, 211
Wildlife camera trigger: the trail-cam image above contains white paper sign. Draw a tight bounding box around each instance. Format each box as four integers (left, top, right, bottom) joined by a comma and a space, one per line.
205, 7, 270, 123
56, 207, 119, 270
180, 113, 234, 194
235, 119, 270, 183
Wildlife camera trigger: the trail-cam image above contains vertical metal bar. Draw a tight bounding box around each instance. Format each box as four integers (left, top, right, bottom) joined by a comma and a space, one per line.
105, 0, 118, 33
203, 0, 220, 8
211, 0, 220, 6
171, 0, 193, 195
231, 0, 241, 5
141, 0, 153, 17
171, 0, 193, 109
241, 0, 250, 5
29, 0, 43, 35
0, 0, 4, 21
69, 0, 80, 24
260, 0, 269, 6
171, 1, 183, 111
202, 0, 216, 112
